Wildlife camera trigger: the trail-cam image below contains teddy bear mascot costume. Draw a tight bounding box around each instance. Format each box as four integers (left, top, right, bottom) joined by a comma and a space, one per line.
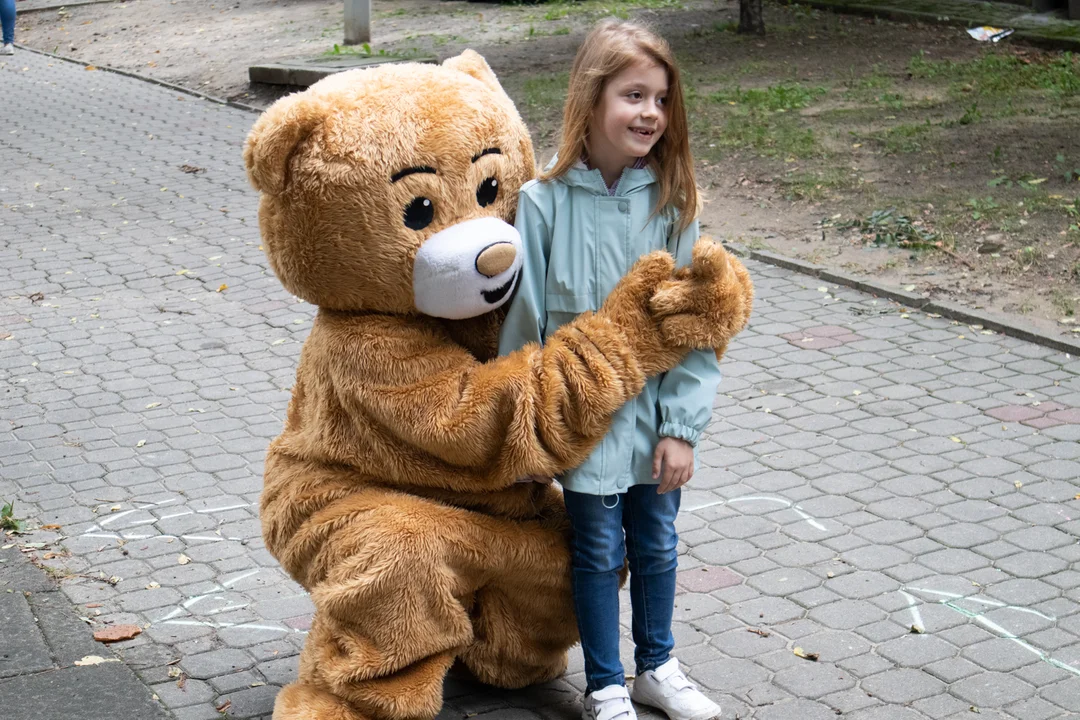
243, 50, 752, 720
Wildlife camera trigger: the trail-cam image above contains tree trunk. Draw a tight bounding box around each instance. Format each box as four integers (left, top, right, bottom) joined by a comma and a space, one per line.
738, 0, 765, 35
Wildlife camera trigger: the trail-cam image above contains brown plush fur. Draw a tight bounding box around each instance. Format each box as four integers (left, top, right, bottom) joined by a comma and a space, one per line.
245, 51, 752, 720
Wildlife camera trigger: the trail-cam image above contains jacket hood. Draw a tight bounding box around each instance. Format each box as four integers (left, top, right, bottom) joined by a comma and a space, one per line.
543, 153, 656, 196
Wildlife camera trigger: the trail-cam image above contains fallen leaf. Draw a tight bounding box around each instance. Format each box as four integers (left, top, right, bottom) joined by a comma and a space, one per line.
176, 269, 190, 276
910, 625, 925, 634
85, 65, 97, 71
217, 700, 232, 713
85, 603, 102, 608
75, 655, 119, 666
40, 524, 61, 530
746, 627, 771, 637
1014, 481, 1023, 489
177, 554, 191, 565
950, 436, 962, 443
271, 338, 288, 346
793, 647, 819, 661
93, 625, 142, 643
145, 581, 161, 589
217, 284, 227, 293
136, 439, 146, 447
145, 402, 161, 409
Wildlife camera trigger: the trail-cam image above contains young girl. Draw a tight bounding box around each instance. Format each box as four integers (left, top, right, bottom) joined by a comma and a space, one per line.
497, 19, 724, 720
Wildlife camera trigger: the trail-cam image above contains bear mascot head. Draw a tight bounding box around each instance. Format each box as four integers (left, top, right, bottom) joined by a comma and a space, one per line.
246, 51, 531, 332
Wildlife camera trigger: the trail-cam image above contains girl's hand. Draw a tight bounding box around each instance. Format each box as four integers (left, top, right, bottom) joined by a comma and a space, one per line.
653, 438, 694, 494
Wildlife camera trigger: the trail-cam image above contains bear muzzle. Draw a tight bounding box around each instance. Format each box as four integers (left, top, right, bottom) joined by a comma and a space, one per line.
413, 217, 523, 320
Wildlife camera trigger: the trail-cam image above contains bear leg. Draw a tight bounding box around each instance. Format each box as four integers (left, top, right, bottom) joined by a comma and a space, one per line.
458, 490, 579, 689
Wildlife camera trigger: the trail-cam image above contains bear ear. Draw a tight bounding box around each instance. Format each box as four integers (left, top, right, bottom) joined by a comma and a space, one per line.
244, 94, 330, 195
442, 50, 505, 95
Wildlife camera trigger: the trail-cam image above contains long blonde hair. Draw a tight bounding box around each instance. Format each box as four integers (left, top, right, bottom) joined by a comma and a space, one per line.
542, 19, 698, 234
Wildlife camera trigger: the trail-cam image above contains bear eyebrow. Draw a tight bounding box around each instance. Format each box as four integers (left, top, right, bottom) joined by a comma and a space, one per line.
390, 166, 437, 183
471, 148, 502, 162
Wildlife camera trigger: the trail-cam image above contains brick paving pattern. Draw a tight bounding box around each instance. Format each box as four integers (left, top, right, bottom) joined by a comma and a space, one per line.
3, 51, 1080, 720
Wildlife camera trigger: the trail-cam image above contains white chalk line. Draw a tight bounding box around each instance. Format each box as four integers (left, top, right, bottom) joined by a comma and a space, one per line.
79, 498, 257, 544
899, 590, 925, 633
152, 568, 310, 636
901, 586, 1079, 677
685, 494, 828, 531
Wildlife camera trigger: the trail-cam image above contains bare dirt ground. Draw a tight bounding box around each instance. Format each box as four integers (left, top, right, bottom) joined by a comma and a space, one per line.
15, 0, 1080, 338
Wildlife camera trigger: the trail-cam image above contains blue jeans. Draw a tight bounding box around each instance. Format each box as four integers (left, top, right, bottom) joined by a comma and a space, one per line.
0, 0, 13, 45
563, 485, 680, 694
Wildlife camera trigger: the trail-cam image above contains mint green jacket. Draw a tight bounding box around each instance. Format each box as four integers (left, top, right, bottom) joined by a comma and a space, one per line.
497, 162, 722, 496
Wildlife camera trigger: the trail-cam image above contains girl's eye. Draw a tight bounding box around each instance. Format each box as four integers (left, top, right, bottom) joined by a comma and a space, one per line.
476, 177, 499, 208
404, 197, 434, 230
658, 97, 667, 105
628, 91, 642, 100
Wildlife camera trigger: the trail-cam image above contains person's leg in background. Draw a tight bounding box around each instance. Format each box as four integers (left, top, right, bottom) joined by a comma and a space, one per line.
1, 0, 15, 54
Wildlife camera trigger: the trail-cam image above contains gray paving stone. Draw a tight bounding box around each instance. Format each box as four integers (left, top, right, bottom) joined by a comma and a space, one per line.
951, 671, 1036, 708
861, 668, 944, 704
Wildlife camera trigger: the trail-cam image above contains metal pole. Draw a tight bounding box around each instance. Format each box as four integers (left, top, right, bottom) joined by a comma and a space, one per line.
344, 0, 371, 45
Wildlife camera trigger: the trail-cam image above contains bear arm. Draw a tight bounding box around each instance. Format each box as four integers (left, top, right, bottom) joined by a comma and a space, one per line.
335, 312, 647, 489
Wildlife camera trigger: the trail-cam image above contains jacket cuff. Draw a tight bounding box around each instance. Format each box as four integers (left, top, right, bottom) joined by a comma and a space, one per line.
658, 421, 701, 446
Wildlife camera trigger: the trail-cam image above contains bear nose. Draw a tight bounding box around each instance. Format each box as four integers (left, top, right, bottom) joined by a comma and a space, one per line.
475, 242, 517, 278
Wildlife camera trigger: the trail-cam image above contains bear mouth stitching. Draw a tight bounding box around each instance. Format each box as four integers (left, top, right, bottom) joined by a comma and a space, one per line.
481, 271, 518, 305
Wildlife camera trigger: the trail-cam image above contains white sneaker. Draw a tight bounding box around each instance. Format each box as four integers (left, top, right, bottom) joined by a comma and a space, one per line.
631, 658, 721, 720
1, 44, 14, 56
583, 684, 638, 720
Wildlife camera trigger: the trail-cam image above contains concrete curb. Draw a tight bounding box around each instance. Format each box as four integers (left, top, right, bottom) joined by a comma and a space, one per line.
13, 44, 264, 114
787, 0, 1080, 52
724, 243, 1080, 356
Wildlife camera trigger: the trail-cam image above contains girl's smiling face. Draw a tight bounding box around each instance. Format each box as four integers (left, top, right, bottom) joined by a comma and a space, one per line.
588, 59, 669, 168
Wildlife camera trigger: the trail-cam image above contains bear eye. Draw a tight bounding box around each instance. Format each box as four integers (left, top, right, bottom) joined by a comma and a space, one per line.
404, 197, 434, 230
476, 177, 499, 208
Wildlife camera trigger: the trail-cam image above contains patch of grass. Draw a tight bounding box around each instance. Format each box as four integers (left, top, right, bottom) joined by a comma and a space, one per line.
535, 0, 684, 21
908, 50, 1080, 100
1, 500, 23, 532
520, 71, 569, 113
711, 83, 827, 112
779, 168, 851, 201
714, 20, 739, 33
1050, 289, 1076, 317
701, 83, 827, 158
967, 195, 1001, 220
323, 43, 409, 58
1015, 244, 1041, 270
843, 65, 892, 100
712, 115, 818, 158
529, 25, 570, 37
1055, 153, 1080, 183
873, 121, 933, 154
